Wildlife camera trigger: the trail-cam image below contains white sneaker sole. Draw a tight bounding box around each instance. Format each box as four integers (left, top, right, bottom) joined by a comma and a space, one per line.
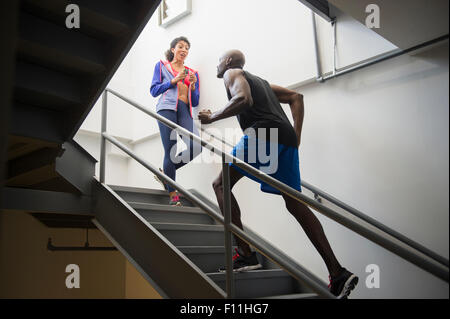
337, 274, 358, 299
218, 263, 263, 273
234, 263, 263, 272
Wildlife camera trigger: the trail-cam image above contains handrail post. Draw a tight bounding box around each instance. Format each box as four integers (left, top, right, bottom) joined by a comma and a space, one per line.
99, 90, 107, 183
222, 153, 235, 299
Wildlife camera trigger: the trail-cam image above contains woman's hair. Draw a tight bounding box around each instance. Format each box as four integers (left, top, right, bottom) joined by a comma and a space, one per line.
165, 36, 190, 61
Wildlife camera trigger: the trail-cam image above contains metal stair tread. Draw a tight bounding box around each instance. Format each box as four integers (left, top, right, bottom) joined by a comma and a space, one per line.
151, 222, 223, 232
206, 269, 290, 280
21, 0, 132, 39
260, 293, 318, 299
109, 184, 185, 197
177, 246, 234, 254
129, 201, 203, 214
15, 61, 82, 107
19, 11, 105, 64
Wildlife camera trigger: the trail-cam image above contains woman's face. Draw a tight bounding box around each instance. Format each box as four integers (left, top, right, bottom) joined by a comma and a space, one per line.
171, 40, 190, 62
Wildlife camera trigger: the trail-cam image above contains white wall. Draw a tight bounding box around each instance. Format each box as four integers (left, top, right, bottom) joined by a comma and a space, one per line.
74, 0, 449, 298
227, 43, 450, 299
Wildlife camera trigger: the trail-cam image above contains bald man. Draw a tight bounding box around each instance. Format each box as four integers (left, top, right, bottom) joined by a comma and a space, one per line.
198, 50, 358, 298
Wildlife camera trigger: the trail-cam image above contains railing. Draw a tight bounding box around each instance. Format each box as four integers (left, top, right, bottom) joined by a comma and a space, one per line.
311, 11, 449, 84
200, 129, 450, 269
99, 88, 449, 299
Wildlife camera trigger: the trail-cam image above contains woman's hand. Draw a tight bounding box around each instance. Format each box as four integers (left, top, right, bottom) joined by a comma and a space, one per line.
189, 73, 197, 90
171, 71, 186, 85
198, 109, 213, 124
189, 73, 197, 84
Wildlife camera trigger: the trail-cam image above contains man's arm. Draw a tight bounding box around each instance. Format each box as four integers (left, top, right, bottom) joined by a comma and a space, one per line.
270, 84, 304, 147
199, 69, 253, 124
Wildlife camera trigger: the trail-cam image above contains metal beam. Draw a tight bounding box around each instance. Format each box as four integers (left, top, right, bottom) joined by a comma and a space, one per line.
56, 140, 97, 195
298, 0, 333, 22
1, 186, 92, 215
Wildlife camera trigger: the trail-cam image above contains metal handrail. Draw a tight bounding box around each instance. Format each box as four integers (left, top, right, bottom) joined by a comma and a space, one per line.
200, 128, 450, 269
102, 88, 449, 286
101, 130, 335, 299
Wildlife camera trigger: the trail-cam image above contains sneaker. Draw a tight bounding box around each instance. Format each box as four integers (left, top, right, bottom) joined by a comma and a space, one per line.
154, 168, 168, 191
328, 268, 358, 299
169, 194, 182, 206
219, 248, 262, 272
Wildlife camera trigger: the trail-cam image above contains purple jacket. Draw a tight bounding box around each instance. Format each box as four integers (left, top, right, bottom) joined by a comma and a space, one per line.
150, 60, 200, 118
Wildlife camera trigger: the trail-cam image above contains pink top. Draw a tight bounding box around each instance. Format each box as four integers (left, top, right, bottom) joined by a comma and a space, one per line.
169, 62, 191, 87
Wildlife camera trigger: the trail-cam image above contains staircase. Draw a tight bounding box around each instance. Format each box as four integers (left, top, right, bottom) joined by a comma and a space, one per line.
6, 0, 160, 194
3, 0, 160, 223
96, 184, 318, 299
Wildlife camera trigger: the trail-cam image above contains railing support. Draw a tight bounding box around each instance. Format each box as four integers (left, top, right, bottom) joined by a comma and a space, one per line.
99, 90, 107, 183
222, 154, 235, 299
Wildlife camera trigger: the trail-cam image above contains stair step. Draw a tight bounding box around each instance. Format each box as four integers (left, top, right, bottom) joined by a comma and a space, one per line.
21, 0, 132, 39
178, 246, 279, 274
18, 12, 106, 76
131, 202, 215, 225
6, 163, 57, 187
14, 61, 82, 111
206, 269, 309, 299
6, 146, 62, 187
261, 293, 318, 299
152, 222, 224, 247
110, 185, 196, 207
178, 246, 234, 273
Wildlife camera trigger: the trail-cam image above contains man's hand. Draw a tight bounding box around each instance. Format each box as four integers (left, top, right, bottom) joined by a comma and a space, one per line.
198, 109, 213, 124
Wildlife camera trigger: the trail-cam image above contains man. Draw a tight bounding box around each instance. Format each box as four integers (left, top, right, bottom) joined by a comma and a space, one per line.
198, 50, 358, 298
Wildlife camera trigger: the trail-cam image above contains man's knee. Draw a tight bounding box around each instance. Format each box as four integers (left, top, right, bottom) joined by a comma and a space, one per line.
284, 195, 304, 211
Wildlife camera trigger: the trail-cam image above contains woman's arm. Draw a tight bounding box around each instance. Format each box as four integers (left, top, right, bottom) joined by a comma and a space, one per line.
190, 72, 200, 106
150, 62, 175, 97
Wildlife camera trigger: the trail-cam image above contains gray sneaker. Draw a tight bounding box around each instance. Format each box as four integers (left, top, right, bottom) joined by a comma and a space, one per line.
219, 248, 262, 272
169, 194, 182, 206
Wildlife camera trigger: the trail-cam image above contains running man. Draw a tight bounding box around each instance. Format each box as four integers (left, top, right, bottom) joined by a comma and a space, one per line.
198, 50, 358, 298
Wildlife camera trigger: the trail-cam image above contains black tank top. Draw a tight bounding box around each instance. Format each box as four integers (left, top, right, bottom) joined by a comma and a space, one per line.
227, 71, 298, 147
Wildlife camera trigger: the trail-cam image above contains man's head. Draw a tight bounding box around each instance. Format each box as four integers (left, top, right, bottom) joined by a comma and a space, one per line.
216, 50, 246, 78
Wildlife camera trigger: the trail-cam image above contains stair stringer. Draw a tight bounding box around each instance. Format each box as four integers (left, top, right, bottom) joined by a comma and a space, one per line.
92, 180, 226, 299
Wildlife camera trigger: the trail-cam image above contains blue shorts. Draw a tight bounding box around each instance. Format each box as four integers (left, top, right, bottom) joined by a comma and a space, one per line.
229, 135, 301, 195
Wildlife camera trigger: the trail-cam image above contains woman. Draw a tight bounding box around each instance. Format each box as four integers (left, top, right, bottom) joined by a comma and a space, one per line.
150, 36, 201, 206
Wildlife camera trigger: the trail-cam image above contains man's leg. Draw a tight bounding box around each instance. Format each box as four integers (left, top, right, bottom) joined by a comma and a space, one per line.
212, 166, 252, 256
282, 194, 343, 278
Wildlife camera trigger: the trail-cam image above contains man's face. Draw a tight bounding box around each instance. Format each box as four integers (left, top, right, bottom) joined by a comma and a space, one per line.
216, 55, 228, 78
